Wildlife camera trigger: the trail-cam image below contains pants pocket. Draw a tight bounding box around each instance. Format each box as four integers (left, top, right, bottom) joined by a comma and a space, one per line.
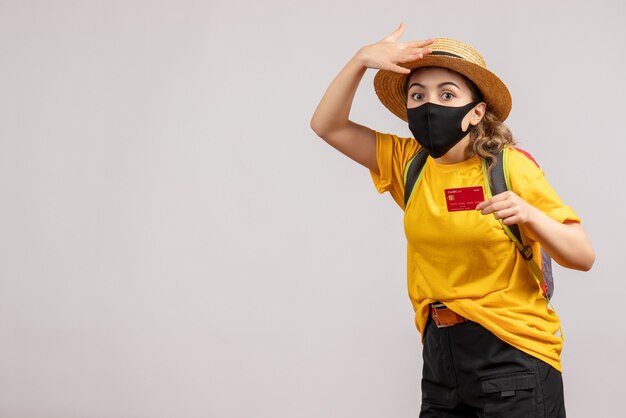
481, 372, 539, 418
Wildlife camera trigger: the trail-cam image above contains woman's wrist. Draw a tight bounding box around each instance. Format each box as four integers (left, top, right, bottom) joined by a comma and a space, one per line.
352, 45, 374, 70
518, 204, 543, 241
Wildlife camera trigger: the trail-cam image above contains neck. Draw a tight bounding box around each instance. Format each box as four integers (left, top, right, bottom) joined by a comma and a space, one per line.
434, 135, 471, 164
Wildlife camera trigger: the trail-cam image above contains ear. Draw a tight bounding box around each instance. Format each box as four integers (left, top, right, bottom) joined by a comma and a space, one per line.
470, 102, 487, 125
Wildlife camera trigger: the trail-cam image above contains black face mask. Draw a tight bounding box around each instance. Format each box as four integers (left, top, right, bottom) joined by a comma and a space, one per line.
406, 101, 479, 158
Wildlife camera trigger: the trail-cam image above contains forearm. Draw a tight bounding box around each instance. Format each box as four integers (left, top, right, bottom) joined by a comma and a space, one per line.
310, 53, 367, 136
521, 206, 595, 271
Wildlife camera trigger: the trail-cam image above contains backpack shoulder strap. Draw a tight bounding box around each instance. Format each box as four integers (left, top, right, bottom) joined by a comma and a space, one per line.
489, 148, 533, 261
486, 148, 555, 301
403, 148, 428, 208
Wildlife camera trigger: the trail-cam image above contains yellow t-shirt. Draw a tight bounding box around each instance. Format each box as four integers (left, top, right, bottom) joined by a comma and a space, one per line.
370, 131, 580, 372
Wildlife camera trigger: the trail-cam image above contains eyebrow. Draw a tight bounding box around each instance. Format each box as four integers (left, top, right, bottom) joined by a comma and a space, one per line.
407, 81, 461, 90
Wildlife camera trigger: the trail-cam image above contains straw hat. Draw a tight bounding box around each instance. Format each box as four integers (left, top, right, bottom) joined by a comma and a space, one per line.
373, 38, 512, 122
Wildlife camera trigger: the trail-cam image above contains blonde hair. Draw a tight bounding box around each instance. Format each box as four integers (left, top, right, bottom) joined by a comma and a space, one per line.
468, 110, 516, 174
456, 71, 516, 174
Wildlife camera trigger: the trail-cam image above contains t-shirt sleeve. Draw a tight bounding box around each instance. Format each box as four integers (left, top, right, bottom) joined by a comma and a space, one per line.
507, 147, 581, 224
369, 131, 420, 209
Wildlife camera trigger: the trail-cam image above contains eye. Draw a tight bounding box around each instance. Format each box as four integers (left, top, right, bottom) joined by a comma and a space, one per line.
410, 92, 424, 101
441, 91, 455, 100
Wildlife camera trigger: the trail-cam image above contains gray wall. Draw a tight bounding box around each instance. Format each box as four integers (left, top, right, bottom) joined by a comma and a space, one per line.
0, 0, 624, 417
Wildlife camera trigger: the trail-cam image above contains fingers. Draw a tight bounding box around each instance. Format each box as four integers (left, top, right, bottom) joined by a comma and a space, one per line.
384, 48, 430, 73
477, 198, 511, 213
388, 51, 431, 72
384, 22, 405, 42
477, 201, 517, 216
492, 207, 515, 220
474, 199, 491, 211
407, 39, 435, 48
397, 42, 433, 57
387, 64, 411, 74
475, 191, 515, 210
382, 23, 434, 48
476, 193, 508, 213
395, 52, 424, 64
480, 203, 521, 225
487, 191, 514, 203
475, 191, 530, 225
392, 45, 432, 67
367, 25, 433, 72
501, 215, 524, 226
401, 46, 432, 56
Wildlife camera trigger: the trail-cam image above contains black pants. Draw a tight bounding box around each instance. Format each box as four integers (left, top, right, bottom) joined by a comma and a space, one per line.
420, 318, 566, 418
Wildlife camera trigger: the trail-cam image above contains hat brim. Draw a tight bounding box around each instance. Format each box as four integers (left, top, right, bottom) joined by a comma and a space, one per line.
373, 55, 512, 122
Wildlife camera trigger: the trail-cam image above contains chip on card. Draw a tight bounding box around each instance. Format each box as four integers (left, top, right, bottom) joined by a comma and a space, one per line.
444, 186, 485, 212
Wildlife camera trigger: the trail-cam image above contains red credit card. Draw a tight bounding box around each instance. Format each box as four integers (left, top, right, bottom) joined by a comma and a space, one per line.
444, 186, 485, 212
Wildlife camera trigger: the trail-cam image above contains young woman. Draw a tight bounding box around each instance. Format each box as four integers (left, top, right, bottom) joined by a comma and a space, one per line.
310, 23, 595, 417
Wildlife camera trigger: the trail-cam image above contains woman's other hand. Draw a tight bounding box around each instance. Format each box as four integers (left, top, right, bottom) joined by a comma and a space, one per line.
476, 191, 534, 226
476, 191, 595, 271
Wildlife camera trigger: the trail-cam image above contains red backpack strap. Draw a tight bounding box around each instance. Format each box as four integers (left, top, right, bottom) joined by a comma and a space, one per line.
511, 146, 540, 168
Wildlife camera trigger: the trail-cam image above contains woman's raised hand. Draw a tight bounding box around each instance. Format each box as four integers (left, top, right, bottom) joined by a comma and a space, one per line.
356, 23, 434, 74
310, 24, 433, 172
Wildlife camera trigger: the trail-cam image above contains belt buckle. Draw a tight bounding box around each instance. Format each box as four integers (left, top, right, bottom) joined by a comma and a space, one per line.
431, 302, 464, 328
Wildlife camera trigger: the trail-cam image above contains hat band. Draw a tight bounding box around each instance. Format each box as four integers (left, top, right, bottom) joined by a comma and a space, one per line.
403, 50, 468, 92
430, 51, 464, 60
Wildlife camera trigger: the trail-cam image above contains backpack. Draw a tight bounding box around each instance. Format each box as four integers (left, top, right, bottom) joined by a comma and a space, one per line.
402, 146, 555, 301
